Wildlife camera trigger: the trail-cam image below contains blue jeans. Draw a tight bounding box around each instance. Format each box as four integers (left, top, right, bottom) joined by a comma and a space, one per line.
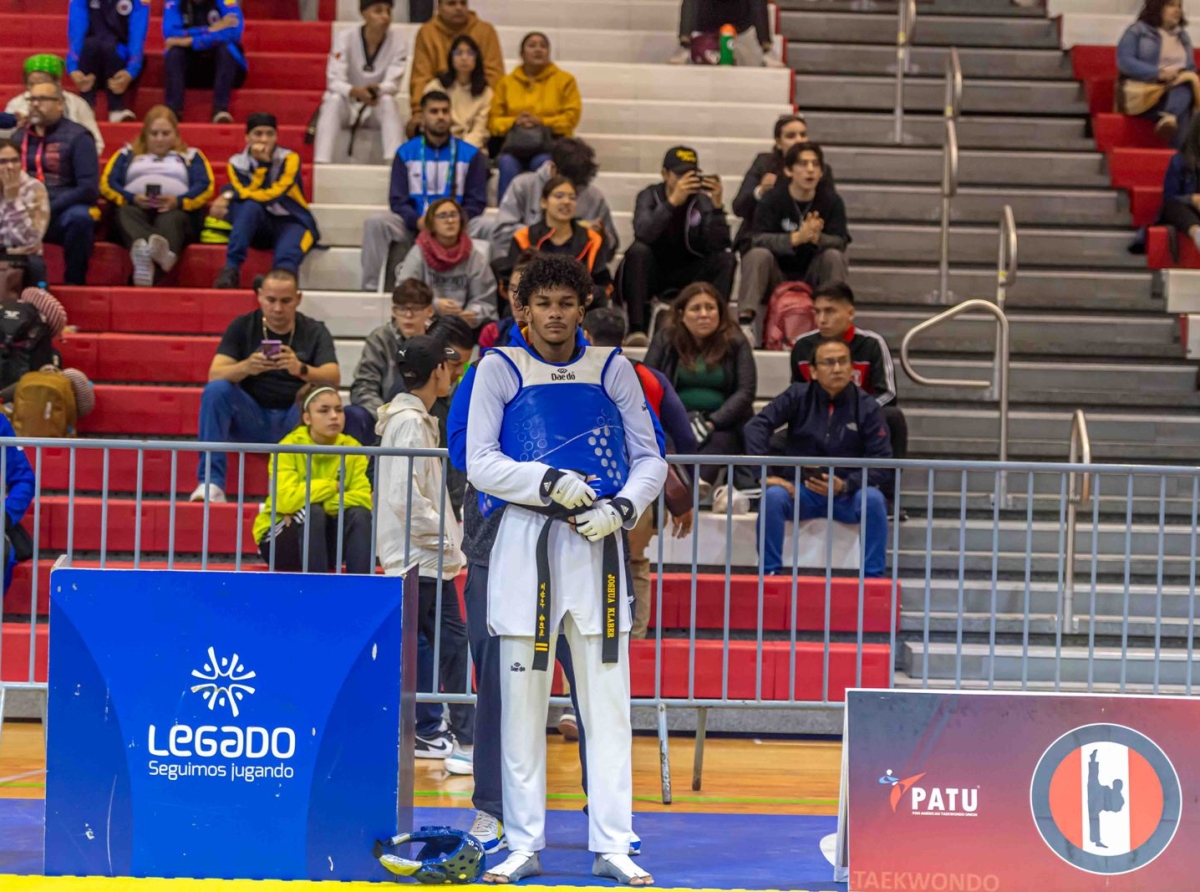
225, 200, 311, 272
496, 150, 552, 202
1141, 82, 1194, 149
44, 204, 95, 285
196, 379, 300, 488
759, 483, 889, 578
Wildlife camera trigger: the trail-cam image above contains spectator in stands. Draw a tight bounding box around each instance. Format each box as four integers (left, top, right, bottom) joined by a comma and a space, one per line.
409, 0, 504, 120
314, 1, 409, 165
507, 176, 612, 300
252, 385, 373, 575
644, 282, 756, 487
210, 114, 319, 289
6, 55, 105, 155
491, 137, 618, 260
162, 0, 247, 124
583, 307, 696, 638
425, 313, 475, 520
66, 0, 146, 124
732, 114, 831, 252
1159, 114, 1200, 255
0, 412, 35, 597
375, 333, 474, 768
740, 143, 849, 329
101, 106, 215, 288
1117, 0, 1198, 147
477, 249, 533, 351
361, 91, 488, 291
489, 33, 582, 200
0, 140, 50, 288
745, 337, 892, 577
397, 197, 498, 327
791, 283, 907, 494
620, 146, 735, 339
344, 278, 435, 447
671, 0, 783, 67
419, 35, 493, 150
192, 268, 340, 503
13, 82, 98, 287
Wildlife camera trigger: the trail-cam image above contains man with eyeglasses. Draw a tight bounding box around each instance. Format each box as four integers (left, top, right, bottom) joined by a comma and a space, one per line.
12, 82, 99, 286
5, 55, 105, 155
743, 336, 892, 578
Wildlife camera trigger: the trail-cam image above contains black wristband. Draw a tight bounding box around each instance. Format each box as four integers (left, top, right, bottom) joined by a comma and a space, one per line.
540, 469, 562, 500
611, 497, 636, 525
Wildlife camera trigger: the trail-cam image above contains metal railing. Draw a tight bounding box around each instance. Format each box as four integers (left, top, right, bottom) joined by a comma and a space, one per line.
934, 47, 962, 305
996, 204, 1018, 309
892, 0, 917, 144
1062, 410, 1092, 634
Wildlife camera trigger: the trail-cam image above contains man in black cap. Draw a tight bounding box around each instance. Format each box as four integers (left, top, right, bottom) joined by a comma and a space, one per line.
375, 334, 475, 771
617, 145, 735, 338
210, 113, 321, 289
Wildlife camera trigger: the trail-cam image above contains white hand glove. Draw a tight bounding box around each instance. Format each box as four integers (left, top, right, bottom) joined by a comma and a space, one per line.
547, 471, 596, 510
574, 501, 624, 542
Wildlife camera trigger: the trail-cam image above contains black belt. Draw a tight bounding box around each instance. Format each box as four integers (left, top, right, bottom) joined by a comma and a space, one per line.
532, 513, 621, 671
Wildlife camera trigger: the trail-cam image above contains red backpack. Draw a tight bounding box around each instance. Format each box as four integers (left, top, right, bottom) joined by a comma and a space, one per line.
763, 281, 815, 351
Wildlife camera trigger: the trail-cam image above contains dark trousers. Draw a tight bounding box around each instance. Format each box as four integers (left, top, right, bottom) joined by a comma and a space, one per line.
681, 0, 771, 43
196, 379, 300, 488
164, 44, 246, 119
113, 205, 198, 254
44, 204, 95, 285
256, 503, 373, 574
225, 200, 311, 273
1141, 82, 1194, 149
414, 576, 474, 745
692, 428, 744, 485
21, 255, 47, 290
619, 241, 737, 332
78, 34, 130, 112
463, 561, 589, 821
1160, 196, 1200, 236
408, 0, 434, 21
342, 404, 379, 448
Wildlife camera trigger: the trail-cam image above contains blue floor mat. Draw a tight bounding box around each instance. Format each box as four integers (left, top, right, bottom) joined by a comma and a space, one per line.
0, 800, 845, 890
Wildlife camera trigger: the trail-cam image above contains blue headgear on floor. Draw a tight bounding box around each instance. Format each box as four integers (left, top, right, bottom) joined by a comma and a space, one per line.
374, 826, 484, 884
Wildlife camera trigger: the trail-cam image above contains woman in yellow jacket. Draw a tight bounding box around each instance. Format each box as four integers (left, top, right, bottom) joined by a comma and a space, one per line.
253, 385, 374, 574
489, 31, 582, 200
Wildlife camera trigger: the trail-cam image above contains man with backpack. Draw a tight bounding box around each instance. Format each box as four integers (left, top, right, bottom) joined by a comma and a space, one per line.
739, 143, 849, 343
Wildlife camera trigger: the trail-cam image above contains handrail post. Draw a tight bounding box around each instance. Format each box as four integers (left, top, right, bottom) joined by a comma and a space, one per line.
996, 204, 1018, 310
1063, 410, 1092, 635
893, 0, 916, 144
931, 48, 961, 305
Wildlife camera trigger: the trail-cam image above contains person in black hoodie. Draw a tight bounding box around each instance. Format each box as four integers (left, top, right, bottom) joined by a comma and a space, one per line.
617, 145, 736, 335
13, 81, 99, 286
744, 336, 892, 578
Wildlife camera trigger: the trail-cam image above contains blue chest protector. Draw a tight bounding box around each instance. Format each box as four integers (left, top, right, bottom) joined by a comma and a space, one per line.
479, 344, 629, 518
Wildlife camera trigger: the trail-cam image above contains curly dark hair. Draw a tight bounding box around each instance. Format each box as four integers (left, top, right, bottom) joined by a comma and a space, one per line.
514, 254, 592, 308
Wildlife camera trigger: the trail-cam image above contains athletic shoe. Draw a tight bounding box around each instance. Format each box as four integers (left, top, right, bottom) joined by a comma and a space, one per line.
130, 239, 154, 288
188, 483, 226, 503
415, 732, 454, 759
444, 742, 474, 776
214, 265, 241, 289
558, 710, 579, 741
668, 46, 690, 65
212, 110, 234, 124
623, 332, 649, 348
148, 233, 178, 273
469, 810, 507, 855
762, 49, 787, 68
109, 109, 136, 123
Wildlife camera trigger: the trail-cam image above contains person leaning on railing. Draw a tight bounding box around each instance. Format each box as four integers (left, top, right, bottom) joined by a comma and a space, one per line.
252, 384, 373, 575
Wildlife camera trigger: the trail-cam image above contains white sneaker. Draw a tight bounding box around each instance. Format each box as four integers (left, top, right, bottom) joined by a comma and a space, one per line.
444, 742, 474, 776
130, 239, 153, 287
188, 483, 226, 503
148, 233, 177, 273
212, 110, 234, 124
109, 109, 136, 123
557, 710, 579, 741
762, 49, 787, 68
468, 809, 507, 855
415, 731, 454, 759
668, 46, 691, 65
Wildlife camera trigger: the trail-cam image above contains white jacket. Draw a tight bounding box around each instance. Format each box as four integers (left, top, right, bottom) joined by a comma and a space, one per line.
375, 393, 464, 580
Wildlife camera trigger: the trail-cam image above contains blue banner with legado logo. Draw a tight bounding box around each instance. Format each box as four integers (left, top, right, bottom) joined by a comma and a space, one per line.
43, 568, 416, 881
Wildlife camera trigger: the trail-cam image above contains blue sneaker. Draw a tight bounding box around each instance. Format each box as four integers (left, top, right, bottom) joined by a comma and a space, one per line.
469, 810, 506, 855
629, 832, 642, 856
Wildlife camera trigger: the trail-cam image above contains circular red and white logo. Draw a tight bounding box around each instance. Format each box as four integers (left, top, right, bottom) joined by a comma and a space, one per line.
1030, 723, 1181, 875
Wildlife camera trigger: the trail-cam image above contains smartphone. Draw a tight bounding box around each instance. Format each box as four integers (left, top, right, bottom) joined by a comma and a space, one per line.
261, 339, 282, 359
145, 183, 162, 198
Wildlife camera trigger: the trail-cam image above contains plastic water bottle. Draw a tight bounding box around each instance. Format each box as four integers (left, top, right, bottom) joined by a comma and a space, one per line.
719, 24, 736, 65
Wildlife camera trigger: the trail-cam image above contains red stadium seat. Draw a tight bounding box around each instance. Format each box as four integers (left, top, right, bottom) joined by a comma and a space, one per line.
1108, 147, 1173, 189
1, 622, 47, 683
55, 287, 256, 335
1147, 225, 1200, 268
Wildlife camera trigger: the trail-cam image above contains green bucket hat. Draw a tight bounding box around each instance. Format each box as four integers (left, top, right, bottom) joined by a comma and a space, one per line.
24, 54, 66, 80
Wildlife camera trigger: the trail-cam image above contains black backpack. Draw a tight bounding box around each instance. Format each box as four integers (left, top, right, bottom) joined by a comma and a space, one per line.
0, 301, 51, 390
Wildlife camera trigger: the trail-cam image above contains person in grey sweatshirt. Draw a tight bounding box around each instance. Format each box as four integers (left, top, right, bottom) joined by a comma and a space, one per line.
395, 197, 498, 327
343, 277, 435, 446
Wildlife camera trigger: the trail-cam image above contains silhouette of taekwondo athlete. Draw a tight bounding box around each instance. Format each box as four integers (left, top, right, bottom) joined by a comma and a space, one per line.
1088, 749, 1126, 849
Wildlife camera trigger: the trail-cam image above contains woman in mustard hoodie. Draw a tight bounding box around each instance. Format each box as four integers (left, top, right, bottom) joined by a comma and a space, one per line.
253, 384, 374, 574
490, 32, 582, 200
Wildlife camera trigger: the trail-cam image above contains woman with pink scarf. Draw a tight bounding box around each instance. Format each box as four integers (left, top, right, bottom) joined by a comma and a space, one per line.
395, 197, 498, 329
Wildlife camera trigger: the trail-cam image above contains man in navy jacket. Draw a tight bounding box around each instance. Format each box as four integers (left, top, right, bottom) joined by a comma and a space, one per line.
743, 336, 892, 577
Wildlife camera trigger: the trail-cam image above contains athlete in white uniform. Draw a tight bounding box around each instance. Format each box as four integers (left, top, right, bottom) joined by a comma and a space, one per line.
313, 1, 408, 164
466, 255, 665, 886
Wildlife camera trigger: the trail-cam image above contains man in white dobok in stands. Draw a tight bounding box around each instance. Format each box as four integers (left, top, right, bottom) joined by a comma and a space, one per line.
466, 254, 665, 886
